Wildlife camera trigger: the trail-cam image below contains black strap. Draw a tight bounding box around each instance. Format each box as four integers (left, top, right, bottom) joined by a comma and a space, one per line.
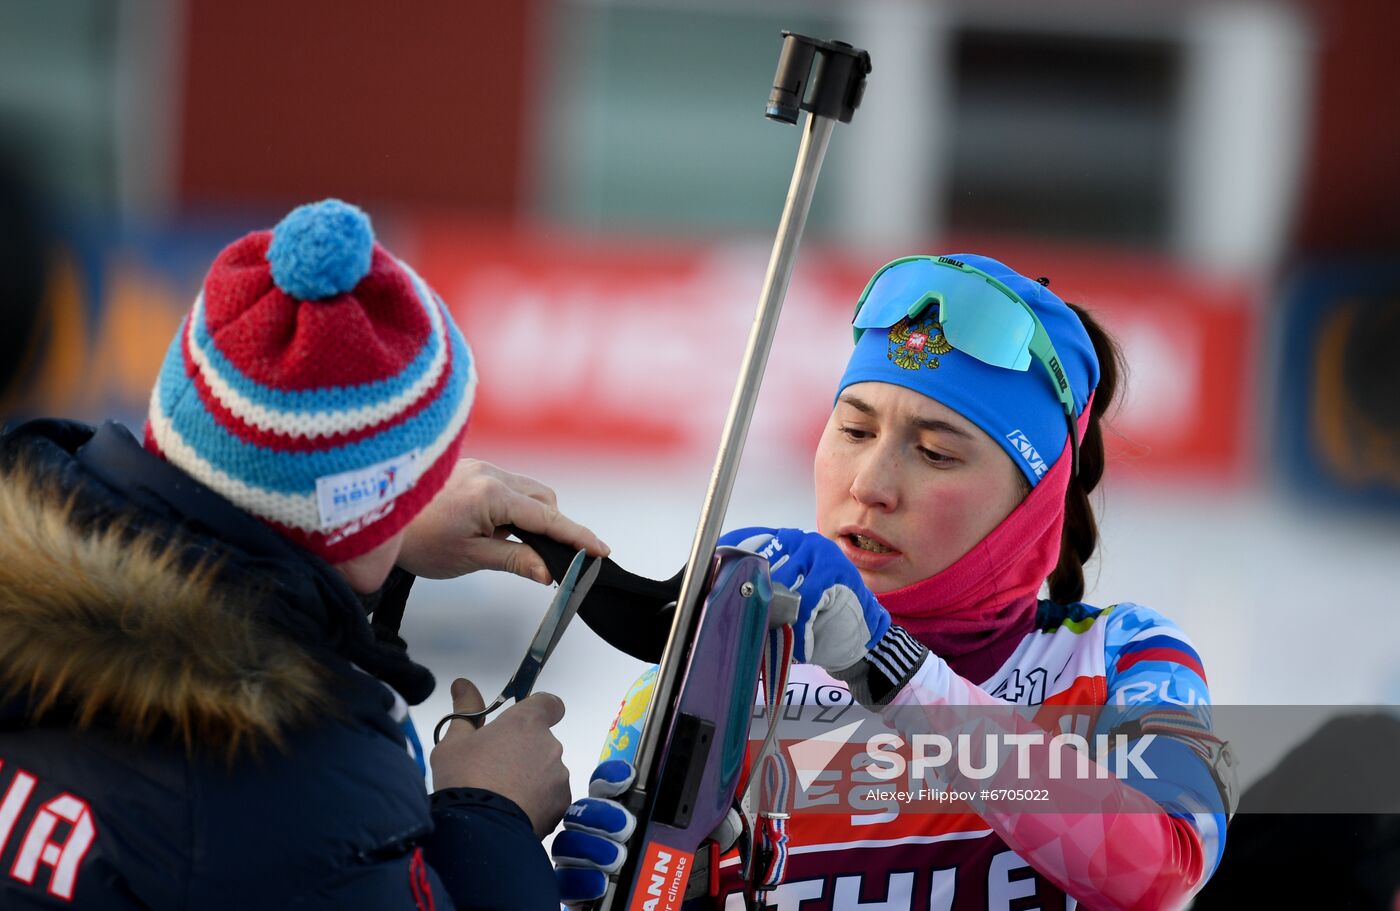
507, 526, 680, 663
1110, 709, 1240, 820
365, 566, 417, 636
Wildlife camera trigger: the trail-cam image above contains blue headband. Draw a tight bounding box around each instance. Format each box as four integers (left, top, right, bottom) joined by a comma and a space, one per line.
836, 253, 1100, 486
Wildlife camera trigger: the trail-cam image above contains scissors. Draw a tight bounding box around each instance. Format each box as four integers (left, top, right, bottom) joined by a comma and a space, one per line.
433, 548, 601, 744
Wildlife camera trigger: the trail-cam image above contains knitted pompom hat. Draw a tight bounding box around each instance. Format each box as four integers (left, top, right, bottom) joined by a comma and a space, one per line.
145, 199, 477, 564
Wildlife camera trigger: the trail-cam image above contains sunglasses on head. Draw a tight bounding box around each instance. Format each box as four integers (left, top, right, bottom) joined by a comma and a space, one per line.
852, 255, 1080, 476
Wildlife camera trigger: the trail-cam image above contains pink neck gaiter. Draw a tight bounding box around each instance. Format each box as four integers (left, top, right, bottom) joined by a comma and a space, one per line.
874, 402, 1091, 684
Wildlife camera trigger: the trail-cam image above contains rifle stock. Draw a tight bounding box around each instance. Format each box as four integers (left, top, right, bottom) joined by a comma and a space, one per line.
598, 549, 772, 911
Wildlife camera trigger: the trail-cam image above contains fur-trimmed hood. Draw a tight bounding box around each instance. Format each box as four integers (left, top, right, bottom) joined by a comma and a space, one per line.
0, 420, 432, 755
0, 436, 327, 755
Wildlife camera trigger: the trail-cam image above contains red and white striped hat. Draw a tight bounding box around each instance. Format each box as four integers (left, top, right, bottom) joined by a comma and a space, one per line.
145, 199, 476, 564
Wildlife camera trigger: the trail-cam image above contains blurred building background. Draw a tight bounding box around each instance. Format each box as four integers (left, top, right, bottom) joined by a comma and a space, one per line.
2, 0, 1399, 891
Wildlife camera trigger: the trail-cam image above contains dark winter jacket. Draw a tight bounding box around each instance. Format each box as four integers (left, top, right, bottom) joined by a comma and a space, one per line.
0, 419, 559, 909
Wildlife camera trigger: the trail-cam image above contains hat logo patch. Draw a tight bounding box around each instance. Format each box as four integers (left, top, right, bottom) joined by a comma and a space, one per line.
315, 449, 421, 531
887, 315, 952, 371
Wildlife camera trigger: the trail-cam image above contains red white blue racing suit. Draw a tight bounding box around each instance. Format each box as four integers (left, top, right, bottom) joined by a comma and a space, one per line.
603, 601, 1231, 911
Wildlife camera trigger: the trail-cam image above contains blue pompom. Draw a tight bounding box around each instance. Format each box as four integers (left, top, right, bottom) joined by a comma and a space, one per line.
266, 199, 374, 300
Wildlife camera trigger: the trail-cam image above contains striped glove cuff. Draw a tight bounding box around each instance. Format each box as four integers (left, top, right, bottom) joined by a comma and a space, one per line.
831, 624, 928, 707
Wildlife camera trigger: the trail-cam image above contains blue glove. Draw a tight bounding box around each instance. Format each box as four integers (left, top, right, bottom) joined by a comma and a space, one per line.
719, 527, 892, 674
552, 759, 637, 906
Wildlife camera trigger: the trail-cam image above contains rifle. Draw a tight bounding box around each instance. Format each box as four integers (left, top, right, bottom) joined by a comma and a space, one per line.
522, 32, 871, 910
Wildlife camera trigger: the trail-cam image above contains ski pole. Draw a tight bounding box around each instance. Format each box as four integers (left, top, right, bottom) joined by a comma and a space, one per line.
632, 29, 869, 816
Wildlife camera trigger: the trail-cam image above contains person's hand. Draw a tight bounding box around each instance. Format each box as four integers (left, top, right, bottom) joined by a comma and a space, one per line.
551, 760, 637, 906
431, 678, 572, 838
720, 527, 891, 674
399, 459, 608, 583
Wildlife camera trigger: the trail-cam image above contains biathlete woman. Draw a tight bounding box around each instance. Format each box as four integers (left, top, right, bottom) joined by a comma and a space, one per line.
553, 254, 1236, 910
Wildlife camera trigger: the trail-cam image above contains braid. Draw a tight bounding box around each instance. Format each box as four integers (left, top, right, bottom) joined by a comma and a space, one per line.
1047, 303, 1123, 605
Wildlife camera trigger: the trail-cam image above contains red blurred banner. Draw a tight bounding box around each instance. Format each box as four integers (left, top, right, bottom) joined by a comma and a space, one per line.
411, 226, 1256, 482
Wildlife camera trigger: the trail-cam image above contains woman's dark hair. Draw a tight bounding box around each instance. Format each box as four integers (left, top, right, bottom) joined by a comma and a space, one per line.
1046, 303, 1124, 605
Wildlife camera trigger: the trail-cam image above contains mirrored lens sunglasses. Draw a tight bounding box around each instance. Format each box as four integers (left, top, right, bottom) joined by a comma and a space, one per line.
851, 255, 1080, 476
